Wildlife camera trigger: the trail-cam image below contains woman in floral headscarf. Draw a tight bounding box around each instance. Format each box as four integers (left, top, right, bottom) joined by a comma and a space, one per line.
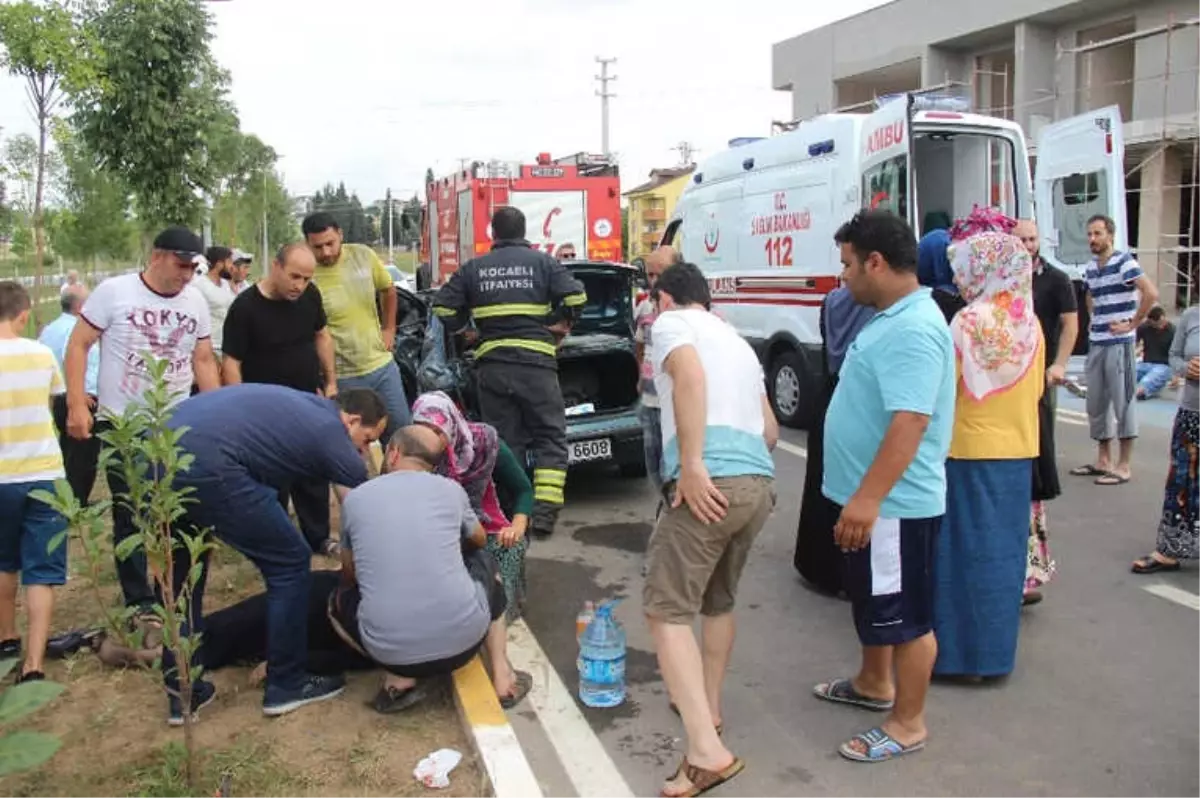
933, 208, 1045, 680
411, 392, 533, 622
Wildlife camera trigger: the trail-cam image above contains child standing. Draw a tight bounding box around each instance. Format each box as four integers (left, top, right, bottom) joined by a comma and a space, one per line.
0, 281, 69, 682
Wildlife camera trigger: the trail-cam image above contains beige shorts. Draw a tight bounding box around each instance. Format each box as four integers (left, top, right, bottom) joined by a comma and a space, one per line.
643, 475, 774, 624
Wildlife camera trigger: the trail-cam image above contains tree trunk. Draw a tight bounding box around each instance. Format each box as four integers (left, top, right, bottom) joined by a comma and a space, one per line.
32, 99, 48, 331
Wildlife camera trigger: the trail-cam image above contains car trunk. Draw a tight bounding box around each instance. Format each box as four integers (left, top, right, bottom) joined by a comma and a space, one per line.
558, 264, 639, 415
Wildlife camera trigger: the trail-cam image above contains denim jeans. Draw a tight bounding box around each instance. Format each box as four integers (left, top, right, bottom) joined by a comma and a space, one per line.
1137, 362, 1173, 398
337, 361, 411, 444
163, 472, 312, 694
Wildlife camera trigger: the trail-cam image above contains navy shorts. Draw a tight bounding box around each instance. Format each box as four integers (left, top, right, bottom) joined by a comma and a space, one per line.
841, 512, 941, 647
0, 481, 68, 586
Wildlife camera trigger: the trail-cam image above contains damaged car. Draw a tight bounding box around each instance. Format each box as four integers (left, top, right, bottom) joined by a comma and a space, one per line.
392, 259, 646, 478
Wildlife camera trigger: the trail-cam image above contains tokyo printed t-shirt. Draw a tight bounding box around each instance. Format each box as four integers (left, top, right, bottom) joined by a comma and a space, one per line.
651, 308, 774, 481
81, 273, 211, 417
823, 288, 956, 520
310, 244, 394, 379
634, 298, 659, 408
0, 338, 65, 484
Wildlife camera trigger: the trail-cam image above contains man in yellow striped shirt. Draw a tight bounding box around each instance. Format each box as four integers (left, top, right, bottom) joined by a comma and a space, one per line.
0, 281, 68, 684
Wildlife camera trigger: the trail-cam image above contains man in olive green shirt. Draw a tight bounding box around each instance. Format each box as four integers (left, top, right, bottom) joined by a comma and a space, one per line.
303, 212, 410, 441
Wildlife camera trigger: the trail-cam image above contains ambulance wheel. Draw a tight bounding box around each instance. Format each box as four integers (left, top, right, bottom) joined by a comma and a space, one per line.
767, 350, 810, 430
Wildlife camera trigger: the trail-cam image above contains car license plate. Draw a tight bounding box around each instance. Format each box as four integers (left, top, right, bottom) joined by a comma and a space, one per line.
569, 438, 612, 464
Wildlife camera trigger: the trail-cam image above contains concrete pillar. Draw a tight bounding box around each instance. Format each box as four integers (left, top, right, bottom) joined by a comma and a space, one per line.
1136, 144, 1184, 308
1015, 22, 1058, 137
922, 45, 968, 89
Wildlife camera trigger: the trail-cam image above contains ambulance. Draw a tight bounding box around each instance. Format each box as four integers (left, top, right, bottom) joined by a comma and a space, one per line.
660, 91, 1127, 427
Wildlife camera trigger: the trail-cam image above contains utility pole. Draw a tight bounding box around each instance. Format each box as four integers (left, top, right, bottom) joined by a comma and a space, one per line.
672, 141, 698, 166
595, 57, 617, 157
260, 170, 269, 277
386, 188, 394, 264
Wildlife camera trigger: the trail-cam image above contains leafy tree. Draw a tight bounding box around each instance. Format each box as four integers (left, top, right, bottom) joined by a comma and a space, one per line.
401, 194, 422, 245
424, 167, 435, 189
0, 0, 91, 323
72, 0, 224, 230
52, 124, 135, 268
309, 183, 372, 245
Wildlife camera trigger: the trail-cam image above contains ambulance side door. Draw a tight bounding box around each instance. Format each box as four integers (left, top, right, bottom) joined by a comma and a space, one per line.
1033, 105, 1127, 281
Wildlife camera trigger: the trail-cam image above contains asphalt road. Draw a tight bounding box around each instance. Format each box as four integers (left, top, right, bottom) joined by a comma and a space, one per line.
509, 389, 1199, 797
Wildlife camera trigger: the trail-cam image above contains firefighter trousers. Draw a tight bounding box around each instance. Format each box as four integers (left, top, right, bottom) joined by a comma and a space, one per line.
476, 361, 568, 534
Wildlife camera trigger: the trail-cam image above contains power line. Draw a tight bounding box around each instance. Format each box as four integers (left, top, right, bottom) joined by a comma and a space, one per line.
672, 141, 698, 166
594, 57, 617, 158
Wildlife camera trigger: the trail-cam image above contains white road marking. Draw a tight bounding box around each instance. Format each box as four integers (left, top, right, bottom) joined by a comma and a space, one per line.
506, 620, 634, 798
776, 440, 808, 459
1141, 583, 1200, 611
474, 726, 545, 798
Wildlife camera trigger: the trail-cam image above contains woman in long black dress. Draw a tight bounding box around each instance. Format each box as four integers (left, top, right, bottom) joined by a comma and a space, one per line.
793, 287, 876, 595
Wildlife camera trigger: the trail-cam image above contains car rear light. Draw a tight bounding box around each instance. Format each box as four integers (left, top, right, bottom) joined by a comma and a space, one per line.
1105, 133, 1113, 154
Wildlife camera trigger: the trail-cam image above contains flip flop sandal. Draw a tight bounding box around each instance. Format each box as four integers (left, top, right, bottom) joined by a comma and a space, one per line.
813, 678, 894, 711
1070, 464, 1107, 477
667, 701, 725, 735
1132, 556, 1181, 574
660, 756, 745, 798
499, 670, 533, 710
838, 726, 926, 763
370, 683, 429, 714
1095, 473, 1130, 486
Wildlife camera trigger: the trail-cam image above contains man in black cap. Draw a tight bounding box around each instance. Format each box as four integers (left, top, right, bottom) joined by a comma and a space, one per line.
64, 225, 220, 619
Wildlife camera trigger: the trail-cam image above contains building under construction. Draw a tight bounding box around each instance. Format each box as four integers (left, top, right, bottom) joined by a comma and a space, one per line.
772, 0, 1199, 310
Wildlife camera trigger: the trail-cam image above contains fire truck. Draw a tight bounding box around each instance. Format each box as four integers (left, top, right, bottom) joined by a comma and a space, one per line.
419, 152, 622, 285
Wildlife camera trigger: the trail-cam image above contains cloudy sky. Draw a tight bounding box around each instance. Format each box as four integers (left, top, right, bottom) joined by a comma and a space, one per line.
2, 0, 888, 206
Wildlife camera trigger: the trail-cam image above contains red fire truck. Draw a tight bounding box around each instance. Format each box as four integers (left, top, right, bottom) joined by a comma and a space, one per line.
419, 152, 622, 286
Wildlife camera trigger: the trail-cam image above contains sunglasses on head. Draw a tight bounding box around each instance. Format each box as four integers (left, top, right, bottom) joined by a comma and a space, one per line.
172, 251, 202, 267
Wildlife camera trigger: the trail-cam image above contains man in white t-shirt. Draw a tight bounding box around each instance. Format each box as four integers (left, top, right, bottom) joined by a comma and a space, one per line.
64, 225, 220, 616
195, 246, 236, 358
643, 261, 777, 798
229, 249, 254, 294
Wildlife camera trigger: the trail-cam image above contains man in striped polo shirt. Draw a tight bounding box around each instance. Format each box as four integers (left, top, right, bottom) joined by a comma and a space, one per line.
1075, 214, 1159, 485
0, 281, 69, 684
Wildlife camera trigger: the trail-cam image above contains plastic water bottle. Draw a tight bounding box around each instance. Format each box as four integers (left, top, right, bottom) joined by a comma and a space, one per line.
575, 601, 595, 643
577, 601, 626, 708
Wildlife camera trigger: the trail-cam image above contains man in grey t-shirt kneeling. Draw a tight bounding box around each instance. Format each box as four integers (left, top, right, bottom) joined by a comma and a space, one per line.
329, 425, 533, 714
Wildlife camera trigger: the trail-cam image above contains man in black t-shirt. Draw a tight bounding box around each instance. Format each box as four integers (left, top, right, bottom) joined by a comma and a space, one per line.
1135, 306, 1176, 399
223, 242, 341, 556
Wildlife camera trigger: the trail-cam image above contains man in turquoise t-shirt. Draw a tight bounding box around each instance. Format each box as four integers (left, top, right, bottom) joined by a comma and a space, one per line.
814, 210, 955, 765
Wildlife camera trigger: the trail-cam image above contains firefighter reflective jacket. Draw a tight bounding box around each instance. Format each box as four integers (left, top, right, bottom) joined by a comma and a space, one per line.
432, 239, 587, 368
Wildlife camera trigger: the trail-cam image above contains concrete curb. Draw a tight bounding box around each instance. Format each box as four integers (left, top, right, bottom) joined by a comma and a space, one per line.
451, 655, 544, 798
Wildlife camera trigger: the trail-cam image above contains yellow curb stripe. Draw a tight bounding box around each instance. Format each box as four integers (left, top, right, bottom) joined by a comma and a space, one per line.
452, 655, 544, 797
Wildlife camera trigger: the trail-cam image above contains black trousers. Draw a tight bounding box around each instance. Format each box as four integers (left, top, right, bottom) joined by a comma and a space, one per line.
794, 375, 844, 596
201, 571, 372, 675
51, 395, 101, 507
278, 479, 331, 552
476, 361, 568, 533
94, 420, 155, 610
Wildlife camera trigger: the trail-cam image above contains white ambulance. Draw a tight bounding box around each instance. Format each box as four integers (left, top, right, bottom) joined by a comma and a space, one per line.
660, 91, 1127, 427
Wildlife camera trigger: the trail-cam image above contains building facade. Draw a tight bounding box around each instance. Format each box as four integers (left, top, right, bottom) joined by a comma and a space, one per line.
624, 166, 695, 262
772, 0, 1199, 307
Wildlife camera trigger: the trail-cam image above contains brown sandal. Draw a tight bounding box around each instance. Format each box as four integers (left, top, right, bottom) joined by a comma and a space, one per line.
660, 756, 745, 798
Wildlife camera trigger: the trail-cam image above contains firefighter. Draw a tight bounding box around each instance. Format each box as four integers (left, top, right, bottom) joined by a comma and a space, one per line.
432, 206, 587, 538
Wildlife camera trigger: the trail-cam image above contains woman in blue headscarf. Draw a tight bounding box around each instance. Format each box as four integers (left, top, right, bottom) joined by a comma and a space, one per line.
917, 228, 966, 324
793, 286, 876, 595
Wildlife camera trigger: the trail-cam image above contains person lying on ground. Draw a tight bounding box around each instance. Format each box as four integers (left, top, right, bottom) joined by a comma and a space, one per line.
329, 425, 533, 714
162, 384, 388, 724
88, 571, 373, 680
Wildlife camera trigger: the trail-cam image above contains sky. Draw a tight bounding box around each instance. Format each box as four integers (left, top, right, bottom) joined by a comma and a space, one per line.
1, 0, 890, 206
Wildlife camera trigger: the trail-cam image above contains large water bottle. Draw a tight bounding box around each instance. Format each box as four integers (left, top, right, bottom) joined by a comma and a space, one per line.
577, 601, 626, 708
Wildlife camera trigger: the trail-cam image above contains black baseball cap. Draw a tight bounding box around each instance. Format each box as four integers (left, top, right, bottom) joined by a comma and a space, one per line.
153, 226, 205, 264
